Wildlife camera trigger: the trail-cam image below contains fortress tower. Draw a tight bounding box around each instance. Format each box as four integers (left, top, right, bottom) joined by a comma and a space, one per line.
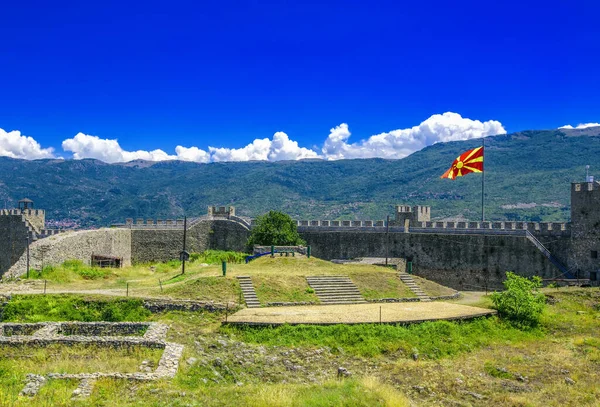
570, 181, 600, 280
17, 198, 45, 233
394, 205, 430, 227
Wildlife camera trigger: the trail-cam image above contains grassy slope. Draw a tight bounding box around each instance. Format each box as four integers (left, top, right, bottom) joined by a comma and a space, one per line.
23, 256, 422, 302
0, 288, 598, 406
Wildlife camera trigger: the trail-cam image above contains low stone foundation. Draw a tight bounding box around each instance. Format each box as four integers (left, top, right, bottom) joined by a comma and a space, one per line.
0, 321, 183, 399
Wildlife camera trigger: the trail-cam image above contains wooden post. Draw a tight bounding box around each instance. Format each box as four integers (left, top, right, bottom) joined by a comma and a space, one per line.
44, 280, 47, 295
159, 279, 163, 293
126, 283, 129, 297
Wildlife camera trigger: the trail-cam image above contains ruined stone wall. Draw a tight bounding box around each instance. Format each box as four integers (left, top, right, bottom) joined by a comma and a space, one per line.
299, 230, 569, 290
6, 229, 132, 278
0, 216, 29, 276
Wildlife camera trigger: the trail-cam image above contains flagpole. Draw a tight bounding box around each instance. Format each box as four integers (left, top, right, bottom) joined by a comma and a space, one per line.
481, 136, 485, 222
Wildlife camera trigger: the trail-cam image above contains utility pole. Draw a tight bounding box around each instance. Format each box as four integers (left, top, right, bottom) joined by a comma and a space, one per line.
181, 216, 187, 275
385, 215, 390, 267
26, 235, 30, 279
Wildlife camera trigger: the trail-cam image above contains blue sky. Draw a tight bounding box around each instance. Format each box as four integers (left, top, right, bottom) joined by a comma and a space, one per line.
1, 0, 599, 163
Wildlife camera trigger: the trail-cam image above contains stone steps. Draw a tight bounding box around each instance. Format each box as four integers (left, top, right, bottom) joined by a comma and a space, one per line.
307, 276, 367, 304
236, 276, 261, 308
398, 273, 431, 301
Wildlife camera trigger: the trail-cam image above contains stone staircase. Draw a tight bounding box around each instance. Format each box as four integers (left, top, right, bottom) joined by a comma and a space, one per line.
398, 272, 431, 302
236, 276, 260, 308
306, 276, 367, 304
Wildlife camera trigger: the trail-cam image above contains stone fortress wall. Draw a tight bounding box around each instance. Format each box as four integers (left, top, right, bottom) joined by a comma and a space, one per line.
5, 229, 132, 278
1, 181, 598, 290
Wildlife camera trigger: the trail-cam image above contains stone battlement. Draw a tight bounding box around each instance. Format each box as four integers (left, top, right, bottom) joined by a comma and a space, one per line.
125, 218, 186, 229
572, 181, 600, 193
0, 209, 45, 217
293, 219, 571, 237
207, 206, 235, 217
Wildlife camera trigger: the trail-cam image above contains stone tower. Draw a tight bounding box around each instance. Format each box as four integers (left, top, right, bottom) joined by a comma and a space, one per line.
394, 205, 430, 227
570, 181, 600, 280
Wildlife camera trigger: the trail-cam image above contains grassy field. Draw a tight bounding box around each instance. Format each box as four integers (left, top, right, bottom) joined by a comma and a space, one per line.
0, 287, 598, 406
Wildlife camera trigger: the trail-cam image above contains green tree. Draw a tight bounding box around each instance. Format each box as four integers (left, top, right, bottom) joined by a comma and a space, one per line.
490, 272, 546, 328
247, 210, 305, 247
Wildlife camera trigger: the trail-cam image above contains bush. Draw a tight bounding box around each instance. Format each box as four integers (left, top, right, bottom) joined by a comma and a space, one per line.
247, 210, 305, 247
490, 272, 546, 328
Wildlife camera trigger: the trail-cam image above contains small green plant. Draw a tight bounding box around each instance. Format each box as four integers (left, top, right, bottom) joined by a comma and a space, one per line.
491, 272, 546, 328
305, 287, 315, 294
484, 362, 513, 379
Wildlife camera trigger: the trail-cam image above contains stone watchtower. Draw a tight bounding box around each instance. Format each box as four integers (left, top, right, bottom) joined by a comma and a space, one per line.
570, 181, 600, 281
393, 205, 430, 228
18, 198, 45, 233
207, 206, 236, 218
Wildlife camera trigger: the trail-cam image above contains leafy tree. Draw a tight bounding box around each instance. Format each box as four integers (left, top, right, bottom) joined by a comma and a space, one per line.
247, 210, 305, 247
490, 272, 546, 328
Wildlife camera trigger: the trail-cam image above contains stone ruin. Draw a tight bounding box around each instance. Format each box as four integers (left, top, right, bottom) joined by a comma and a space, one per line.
0, 321, 183, 399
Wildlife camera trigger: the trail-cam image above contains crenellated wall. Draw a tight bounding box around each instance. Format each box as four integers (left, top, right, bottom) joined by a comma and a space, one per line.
292, 219, 571, 237
298, 229, 567, 290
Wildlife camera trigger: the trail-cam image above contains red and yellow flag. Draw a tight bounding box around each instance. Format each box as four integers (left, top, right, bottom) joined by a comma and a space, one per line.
441, 147, 484, 180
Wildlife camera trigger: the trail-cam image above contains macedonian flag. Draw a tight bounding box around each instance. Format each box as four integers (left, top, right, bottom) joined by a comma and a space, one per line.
440, 147, 484, 180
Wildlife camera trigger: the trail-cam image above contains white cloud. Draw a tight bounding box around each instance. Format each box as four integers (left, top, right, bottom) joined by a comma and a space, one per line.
321, 112, 506, 160
8, 111, 507, 164
62, 133, 179, 163
175, 145, 211, 163
0, 128, 55, 159
559, 123, 600, 130
208, 131, 319, 162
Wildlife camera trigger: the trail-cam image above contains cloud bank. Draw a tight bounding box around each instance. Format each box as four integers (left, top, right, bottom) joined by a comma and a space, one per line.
3, 112, 506, 163
0, 128, 55, 159
321, 112, 506, 160
559, 123, 600, 130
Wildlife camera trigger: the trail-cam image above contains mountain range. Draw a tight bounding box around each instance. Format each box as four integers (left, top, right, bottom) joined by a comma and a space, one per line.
1, 127, 599, 227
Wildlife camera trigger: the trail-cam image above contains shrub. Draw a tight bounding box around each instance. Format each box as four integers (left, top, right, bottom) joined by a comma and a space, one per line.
491, 272, 546, 328
247, 210, 305, 247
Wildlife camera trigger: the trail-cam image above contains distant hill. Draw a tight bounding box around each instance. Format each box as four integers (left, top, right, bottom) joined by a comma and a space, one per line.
1, 127, 599, 227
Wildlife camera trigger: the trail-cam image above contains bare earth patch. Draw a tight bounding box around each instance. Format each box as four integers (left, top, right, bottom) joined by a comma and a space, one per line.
226, 302, 495, 325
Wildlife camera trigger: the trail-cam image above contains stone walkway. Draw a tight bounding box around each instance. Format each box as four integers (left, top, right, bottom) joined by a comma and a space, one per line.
225, 302, 495, 326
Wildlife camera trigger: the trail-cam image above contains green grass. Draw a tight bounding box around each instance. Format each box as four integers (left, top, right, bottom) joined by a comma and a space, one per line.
161, 276, 242, 302
26, 260, 115, 283
0, 289, 598, 406
0, 294, 151, 322
222, 316, 543, 358
190, 250, 248, 264
253, 274, 320, 303
14, 256, 447, 303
